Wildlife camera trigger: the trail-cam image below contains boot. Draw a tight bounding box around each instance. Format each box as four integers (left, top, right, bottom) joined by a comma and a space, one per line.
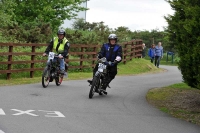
87, 80, 92, 85
102, 90, 107, 95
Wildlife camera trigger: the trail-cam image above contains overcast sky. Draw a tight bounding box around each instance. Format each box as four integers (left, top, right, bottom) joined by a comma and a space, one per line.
86, 0, 174, 31
62, 0, 174, 31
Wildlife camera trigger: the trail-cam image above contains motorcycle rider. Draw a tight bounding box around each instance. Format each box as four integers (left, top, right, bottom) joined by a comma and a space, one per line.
88, 33, 122, 95
43, 29, 70, 74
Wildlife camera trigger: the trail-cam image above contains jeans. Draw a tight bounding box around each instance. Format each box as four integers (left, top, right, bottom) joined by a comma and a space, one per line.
47, 57, 65, 70
155, 56, 161, 67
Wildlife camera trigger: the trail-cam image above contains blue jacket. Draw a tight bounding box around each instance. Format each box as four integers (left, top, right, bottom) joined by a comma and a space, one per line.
98, 43, 122, 62
155, 46, 163, 57
148, 48, 155, 58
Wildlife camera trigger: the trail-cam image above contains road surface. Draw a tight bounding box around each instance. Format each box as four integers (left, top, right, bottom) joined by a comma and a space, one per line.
0, 65, 199, 133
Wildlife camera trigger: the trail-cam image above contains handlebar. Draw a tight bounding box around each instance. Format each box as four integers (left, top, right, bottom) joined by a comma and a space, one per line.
98, 57, 117, 66
43, 53, 63, 59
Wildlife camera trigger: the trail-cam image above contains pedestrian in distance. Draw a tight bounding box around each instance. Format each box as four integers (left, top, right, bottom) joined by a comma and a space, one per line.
141, 43, 146, 58
148, 44, 155, 63
154, 42, 163, 68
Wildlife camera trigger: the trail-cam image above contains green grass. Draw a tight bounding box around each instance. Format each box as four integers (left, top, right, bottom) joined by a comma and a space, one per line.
146, 83, 200, 126
0, 58, 162, 86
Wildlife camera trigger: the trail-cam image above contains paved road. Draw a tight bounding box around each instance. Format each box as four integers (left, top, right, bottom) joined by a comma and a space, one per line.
0, 65, 200, 133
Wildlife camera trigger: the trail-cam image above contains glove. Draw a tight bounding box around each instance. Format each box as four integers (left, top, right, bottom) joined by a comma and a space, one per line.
97, 53, 103, 59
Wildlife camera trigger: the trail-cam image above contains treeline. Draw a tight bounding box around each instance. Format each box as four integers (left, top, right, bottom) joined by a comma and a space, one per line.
0, 0, 87, 43
0, 0, 173, 52
66, 19, 173, 52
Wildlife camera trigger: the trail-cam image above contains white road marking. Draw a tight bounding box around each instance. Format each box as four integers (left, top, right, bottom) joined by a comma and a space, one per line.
0, 108, 65, 117
39, 110, 65, 117
0, 130, 5, 133
11, 109, 38, 116
0, 109, 5, 115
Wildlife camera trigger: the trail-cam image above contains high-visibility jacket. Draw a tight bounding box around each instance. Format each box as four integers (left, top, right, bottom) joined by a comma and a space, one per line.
52, 37, 69, 54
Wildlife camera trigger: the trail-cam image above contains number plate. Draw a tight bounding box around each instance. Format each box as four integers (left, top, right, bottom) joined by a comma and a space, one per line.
48, 52, 55, 60
98, 63, 106, 72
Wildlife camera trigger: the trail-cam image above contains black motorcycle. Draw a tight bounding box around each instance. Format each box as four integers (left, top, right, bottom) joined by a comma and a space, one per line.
89, 57, 112, 99
42, 52, 67, 88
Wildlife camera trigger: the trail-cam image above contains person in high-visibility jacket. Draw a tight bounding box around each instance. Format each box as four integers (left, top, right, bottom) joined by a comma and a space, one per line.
43, 29, 70, 74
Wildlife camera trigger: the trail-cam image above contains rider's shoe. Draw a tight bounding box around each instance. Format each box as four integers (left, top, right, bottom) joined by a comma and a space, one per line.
87, 80, 93, 85
102, 90, 107, 95
99, 91, 103, 95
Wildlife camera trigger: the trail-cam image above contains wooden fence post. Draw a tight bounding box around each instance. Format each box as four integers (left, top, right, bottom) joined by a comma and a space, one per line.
30, 45, 36, 78
130, 41, 134, 59
123, 43, 127, 64
92, 47, 97, 67
7, 45, 13, 80
80, 47, 84, 70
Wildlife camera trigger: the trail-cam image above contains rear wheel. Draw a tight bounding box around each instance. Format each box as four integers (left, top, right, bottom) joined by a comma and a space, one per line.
42, 66, 50, 88
89, 76, 100, 99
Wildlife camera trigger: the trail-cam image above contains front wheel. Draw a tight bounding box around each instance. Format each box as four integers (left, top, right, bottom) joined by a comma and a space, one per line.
42, 66, 50, 88
89, 76, 100, 99
55, 73, 63, 86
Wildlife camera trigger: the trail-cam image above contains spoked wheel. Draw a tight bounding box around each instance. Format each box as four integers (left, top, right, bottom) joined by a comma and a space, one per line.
89, 76, 100, 99
42, 67, 50, 88
55, 74, 63, 86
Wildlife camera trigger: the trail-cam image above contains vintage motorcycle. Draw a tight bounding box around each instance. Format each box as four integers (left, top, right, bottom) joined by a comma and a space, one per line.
42, 52, 67, 88
89, 57, 112, 99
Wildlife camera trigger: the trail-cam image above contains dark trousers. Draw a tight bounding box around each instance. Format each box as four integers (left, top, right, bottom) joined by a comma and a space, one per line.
93, 64, 117, 89
150, 57, 154, 63
155, 56, 161, 67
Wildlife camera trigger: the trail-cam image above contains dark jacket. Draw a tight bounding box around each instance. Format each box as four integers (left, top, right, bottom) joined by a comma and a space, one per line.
98, 43, 122, 63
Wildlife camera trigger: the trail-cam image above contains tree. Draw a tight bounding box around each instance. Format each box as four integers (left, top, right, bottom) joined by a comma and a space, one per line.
0, 0, 16, 28
165, 0, 200, 89
114, 26, 132, 42
0, 0, 88, 43
13, 0, 88, 31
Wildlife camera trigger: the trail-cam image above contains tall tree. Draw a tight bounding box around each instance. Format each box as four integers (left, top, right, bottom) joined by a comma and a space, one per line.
165, 0, 200, 89
0, 0, 17, 42
13, 0, 88, 31
0, 0, 16, 28
0, 0, 88, 43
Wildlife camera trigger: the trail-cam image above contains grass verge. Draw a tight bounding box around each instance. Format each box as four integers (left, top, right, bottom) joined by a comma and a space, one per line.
0, 58, 163, 86
146, 83, 200, 126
